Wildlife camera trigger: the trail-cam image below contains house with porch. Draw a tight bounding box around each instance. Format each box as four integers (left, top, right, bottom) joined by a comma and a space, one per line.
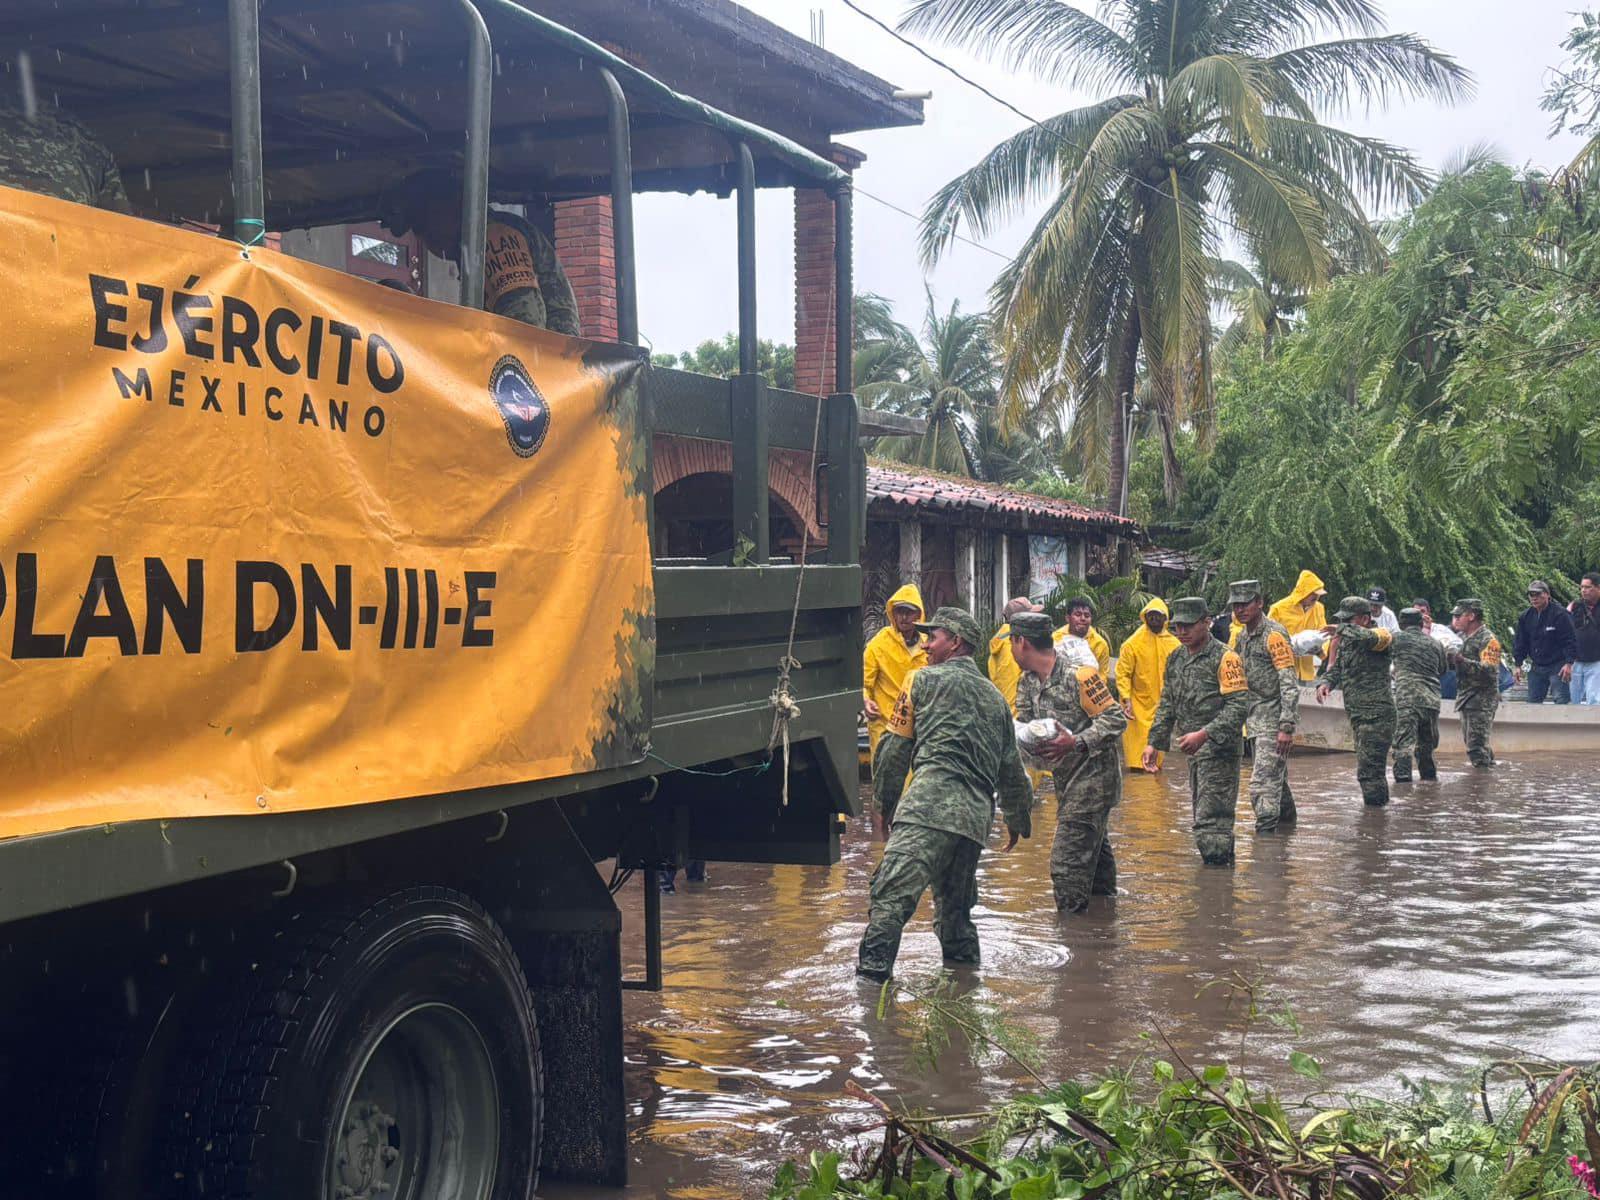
861, 463, 1141, 633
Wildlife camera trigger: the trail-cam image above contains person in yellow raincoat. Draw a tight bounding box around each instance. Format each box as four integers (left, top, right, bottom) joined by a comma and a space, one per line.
1268, 570, 1329, 681
987, 596, 1042, 714
1054, 596, 1112, 678
1113, 597, 1181, 771
863, 583, 927, 756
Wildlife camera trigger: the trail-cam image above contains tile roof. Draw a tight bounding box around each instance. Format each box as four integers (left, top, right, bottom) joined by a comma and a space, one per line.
866, 462, 1139, 534
1142, 545, 1216, 574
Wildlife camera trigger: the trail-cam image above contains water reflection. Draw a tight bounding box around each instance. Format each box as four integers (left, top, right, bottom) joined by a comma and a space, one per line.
548, 753, 1600, 1198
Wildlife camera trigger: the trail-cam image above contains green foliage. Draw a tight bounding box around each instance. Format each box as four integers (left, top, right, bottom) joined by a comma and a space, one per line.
655, 333, 796, 390
1137, 163, 1600, 618
908, 0, 1469, 506
860, 288, 1000, 479
770, 1047, 1600, 1200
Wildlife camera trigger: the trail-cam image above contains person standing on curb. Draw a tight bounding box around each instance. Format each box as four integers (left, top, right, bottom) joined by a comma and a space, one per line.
857, 608, 1031, 981
1512, 580, 1576, 705
1143, 597, 1250, 866
1390, 607, 1448, 783
1450, 599, 1502, 767
1316, 596, 1396, 807
1571, 573, 1600, 705
1011, 612, 1127, 913
1229, 580, 1300, 831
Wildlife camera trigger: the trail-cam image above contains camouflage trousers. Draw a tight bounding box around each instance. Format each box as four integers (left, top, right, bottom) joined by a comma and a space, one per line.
1391, 704, 1439, 781
1459, 700, 1498, 767
1349, 708, 1396, 806
1048, 754, 1121, 912
1188, 750, 1242, 866
1245, 737, 1296, 831
857, 822, 983, 978
1050, 794, 1116, 912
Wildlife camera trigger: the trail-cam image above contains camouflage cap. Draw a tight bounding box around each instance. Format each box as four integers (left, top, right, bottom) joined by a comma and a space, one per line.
1333, 595, 1371, 620
1008, 611, 1055, 640
1451, 597, 1485, 617
1168, 596, 1209, 626
915, 606, 984, 650
1398, 606, 1424, 628
1227, 579, 1263, 605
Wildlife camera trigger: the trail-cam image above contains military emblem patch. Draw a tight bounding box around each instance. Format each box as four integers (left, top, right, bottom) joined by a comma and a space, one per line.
1219, 650, 1248, 694
1267, 631, 1294, 670
1481, 635, 1502, 667
888, 685, 915, 738
488, 354, 551, 458
1075, 666, 1115, 716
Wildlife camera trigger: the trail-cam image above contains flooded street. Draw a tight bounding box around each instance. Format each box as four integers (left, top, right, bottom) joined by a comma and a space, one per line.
554, 752, 1600, 1198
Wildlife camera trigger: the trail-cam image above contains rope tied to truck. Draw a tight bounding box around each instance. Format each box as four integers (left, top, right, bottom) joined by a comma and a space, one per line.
765, 275, 836, 807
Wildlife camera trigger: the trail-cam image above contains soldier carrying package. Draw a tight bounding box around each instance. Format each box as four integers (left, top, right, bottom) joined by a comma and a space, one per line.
1010, 611, 1127, 913
856, 608, 1032, 981
1144, 597, 1251, 866
1391, 607, 1448, 782
1316, 596, 1397, 807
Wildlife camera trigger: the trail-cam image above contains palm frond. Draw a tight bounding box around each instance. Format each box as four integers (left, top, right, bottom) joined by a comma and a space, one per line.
918, 97, 1139, 265
1267, 35, 1473, 112
899, 0, 1143, 90
1206, 142, 1332, 286
1166, 54, 1272, 148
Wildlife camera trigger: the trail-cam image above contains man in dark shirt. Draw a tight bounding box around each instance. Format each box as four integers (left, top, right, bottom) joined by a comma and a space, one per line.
1571, 572, 1600, 706
1512, 580, 1577, 705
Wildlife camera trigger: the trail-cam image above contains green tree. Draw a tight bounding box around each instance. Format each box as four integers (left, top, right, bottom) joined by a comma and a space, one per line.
906, 0, 1469, 509
654, 334, 796, 389
861, 288, 998, 477
853, 292, 921, 386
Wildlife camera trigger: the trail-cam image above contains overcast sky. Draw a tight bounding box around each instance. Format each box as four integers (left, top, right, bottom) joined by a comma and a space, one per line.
632, 0, 1589, 358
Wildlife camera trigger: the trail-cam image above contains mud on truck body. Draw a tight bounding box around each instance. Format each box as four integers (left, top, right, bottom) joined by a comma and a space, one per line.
0, 3, 873, 1196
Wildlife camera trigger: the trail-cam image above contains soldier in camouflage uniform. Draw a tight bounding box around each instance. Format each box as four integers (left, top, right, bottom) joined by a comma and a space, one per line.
379, 168, 581, 335
1010, 611, 1128, 912
1391, 607, 1448, 782
1229, 579, 1300, 832
0, 103, 129, 211
1450, 598, 1501, 767
857, 608, 1032, 980
1316, 596, 1397, 806
1144, 597, 1251, 865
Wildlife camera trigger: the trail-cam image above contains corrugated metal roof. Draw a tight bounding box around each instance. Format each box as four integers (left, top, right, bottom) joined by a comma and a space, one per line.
866, 463, 1138, 534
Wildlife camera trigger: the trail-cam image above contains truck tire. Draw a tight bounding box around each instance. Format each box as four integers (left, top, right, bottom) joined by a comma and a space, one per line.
161, 886, 542, 1200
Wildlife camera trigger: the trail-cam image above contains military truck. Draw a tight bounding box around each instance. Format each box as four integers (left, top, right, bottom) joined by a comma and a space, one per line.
0, 3, 880, 1196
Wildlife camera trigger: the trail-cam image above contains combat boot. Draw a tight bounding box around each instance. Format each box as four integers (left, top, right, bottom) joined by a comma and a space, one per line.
1392, 755, 1412, 784
1362, 785, 1389, 807
1417, 756, 1437, 781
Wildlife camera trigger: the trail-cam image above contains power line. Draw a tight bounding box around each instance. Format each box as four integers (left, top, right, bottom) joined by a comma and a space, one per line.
832, 0, 1268, 245
854, 184, 1011, 261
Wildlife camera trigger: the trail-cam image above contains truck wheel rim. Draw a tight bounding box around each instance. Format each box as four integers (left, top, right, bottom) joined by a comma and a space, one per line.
329, 1003, 500, 1200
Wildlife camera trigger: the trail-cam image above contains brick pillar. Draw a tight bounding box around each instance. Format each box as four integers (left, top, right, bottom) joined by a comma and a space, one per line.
794, 186, 838, 397
554, 196, 618, 341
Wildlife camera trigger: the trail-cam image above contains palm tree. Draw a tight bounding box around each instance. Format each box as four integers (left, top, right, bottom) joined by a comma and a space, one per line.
852, 292, 921, 387
861, 287, 998, 477
906, 0, 1470, 508
1210, 254, 1307, 356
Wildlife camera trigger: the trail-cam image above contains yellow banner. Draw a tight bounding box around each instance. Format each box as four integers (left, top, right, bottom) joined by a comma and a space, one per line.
0, 187, 653, 841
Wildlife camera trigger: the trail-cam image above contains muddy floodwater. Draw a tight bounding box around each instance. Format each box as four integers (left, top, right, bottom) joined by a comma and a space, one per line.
549, 752, 1600, 1199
